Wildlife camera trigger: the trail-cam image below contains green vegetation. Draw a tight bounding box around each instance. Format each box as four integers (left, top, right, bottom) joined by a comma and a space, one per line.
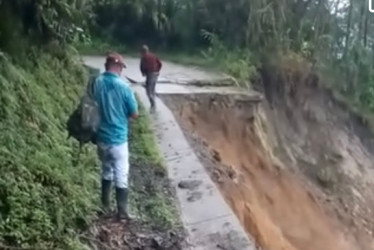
0, 1, 180, 248
2, 0, 374, 248
3, 0, 374, 108
75, 38, 127, 56
159, 36, 257, 87
129, 102, 179, 229
0, 48, 99, 249
129, 103, 163, 167
0, 51, 178, 248
0, 0, 92, 56
89, 0, 374, 111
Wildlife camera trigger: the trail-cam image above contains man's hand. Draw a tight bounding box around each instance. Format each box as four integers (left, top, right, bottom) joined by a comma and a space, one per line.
129, 112, 139, 119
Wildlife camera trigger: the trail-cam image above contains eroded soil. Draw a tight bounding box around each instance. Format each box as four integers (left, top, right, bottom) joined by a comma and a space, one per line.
163, 89, 374, 250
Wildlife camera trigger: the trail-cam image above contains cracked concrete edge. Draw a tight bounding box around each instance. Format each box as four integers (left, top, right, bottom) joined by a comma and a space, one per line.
132, 86, 257, 250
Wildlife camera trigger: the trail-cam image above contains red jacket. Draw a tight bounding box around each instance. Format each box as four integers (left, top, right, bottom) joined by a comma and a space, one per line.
140, 53, 162, 75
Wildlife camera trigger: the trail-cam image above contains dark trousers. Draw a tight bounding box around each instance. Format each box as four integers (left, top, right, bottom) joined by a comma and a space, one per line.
145, 72, 159, 108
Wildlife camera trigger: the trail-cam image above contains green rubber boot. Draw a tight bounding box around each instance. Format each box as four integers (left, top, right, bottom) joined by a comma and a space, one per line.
101, 179, 112, 213
115, 188, 130, 221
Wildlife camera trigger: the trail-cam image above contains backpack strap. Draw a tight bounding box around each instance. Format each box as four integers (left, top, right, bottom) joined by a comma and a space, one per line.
86, 76, 97, 98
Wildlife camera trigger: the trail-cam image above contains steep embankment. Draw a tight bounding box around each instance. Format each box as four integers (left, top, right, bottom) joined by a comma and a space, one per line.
258, 61, 374, 249
162, 59, 374, 250
0, 48, 99, 249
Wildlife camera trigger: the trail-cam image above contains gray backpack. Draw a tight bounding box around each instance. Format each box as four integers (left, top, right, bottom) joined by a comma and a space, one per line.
67, 76, 100, 144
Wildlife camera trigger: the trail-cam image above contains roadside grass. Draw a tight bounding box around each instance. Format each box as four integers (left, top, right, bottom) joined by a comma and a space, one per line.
328, 87, 374, 136
128, 101, 181, 230
75, 39, 127, 56
158, 51, 215, 69
129, 102, 163, 167
158, 49, 256, 88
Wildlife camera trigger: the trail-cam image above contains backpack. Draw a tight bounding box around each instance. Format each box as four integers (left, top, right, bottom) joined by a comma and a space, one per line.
67, 76, 100, 145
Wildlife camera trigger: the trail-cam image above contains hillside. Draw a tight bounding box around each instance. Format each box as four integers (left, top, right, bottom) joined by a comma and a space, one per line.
0, 47, 100, 249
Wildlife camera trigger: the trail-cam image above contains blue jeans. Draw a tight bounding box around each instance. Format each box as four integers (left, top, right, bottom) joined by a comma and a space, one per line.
97, 142, 129, 188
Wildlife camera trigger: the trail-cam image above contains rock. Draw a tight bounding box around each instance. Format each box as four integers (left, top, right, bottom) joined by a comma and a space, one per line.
178, 180, 202, 190
316, 168, 336, 188
344, 203, 349, 212
136, 233, 148, 239
152, 236, 164, 248
212, 149, 221, 162
212, 169, 224, 183
187, 192, 202, 202
168, 231, 177, 238
227, 165, 237, 179
351, 187, 363, 201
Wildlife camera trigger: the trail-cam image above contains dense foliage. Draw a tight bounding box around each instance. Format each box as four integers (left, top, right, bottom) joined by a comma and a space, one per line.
0, 0, 92, 55
90, 0, 374, 109
90, 0, 374, 51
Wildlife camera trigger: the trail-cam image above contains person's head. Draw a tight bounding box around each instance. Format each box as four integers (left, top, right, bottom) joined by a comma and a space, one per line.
105, 52, 126, 75
141, 45, 149, 56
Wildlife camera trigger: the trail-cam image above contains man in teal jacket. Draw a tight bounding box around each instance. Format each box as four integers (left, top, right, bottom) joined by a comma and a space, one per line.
94, 53, 138, 220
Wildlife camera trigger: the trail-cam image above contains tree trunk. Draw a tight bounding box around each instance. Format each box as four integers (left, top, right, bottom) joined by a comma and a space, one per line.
358, 0, 365, 44
344, 0, 353, 58
312, 0, 324, 45
364, 7, 369, 47
372, 42, 374, 67
331, 0, 341, 58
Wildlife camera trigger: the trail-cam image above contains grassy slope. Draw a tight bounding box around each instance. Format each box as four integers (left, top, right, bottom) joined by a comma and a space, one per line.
0, 48, 99, 249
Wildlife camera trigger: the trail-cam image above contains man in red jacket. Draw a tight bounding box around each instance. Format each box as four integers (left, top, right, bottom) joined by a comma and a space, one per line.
140, 45, 162, 111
